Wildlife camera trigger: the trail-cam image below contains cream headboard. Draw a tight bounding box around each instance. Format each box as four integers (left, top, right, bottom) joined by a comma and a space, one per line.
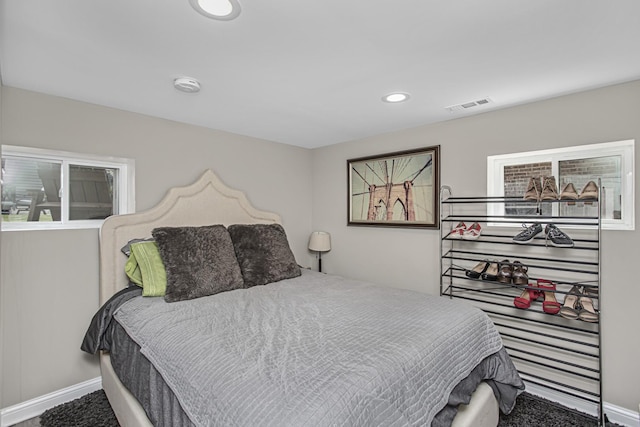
99, 170, 281, 305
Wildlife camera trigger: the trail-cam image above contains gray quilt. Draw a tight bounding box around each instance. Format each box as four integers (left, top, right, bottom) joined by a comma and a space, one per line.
114, 270, 508, 426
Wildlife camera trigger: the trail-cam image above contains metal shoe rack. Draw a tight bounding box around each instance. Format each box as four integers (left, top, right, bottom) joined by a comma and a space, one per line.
439, 186, 604, 425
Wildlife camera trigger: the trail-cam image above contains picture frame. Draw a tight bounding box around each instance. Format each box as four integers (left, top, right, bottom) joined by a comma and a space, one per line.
347, 146, 440, 228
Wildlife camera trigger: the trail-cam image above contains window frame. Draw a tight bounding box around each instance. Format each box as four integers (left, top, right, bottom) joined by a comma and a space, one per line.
1, 145, 135, 231
487, 139, 635, 230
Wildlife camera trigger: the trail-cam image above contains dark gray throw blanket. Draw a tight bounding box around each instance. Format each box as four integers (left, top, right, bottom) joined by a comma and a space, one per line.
81, 285, 142, 354
433, 347, 522, 427
105, 270, 523, 426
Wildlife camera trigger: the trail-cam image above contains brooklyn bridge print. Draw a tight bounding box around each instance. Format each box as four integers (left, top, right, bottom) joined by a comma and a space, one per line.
348, 146, 440, 228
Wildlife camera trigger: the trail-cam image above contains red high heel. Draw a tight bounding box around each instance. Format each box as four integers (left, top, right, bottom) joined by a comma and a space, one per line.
513, 283, 541, 309
537, 279, 561, 314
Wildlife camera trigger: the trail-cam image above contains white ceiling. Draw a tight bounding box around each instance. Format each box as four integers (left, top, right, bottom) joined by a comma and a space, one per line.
2, 1, 640, 149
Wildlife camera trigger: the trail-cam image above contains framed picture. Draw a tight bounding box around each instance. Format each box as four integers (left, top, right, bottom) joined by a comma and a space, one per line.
347, 146, 440, 228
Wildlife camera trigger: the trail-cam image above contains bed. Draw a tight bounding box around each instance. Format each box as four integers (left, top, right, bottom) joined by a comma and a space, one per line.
83, 170, 524, 427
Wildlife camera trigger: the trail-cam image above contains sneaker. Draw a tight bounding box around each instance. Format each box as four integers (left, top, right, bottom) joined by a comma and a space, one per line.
545, 224, 574, 248
540, 176, 559, 200
513, 222, 543, 244
462, 222, 482, 240
523, 177, 542, 201
450, 221, 466, 238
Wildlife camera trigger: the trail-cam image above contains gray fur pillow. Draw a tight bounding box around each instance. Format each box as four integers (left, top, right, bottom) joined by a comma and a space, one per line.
152, 225, 244, 303
228, 223, 301, 288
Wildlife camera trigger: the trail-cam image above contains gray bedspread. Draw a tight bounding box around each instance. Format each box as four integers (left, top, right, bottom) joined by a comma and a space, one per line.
114, 270, 515, 426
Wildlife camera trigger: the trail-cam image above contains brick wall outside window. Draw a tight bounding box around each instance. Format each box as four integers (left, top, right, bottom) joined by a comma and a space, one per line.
501, 157, 621, 219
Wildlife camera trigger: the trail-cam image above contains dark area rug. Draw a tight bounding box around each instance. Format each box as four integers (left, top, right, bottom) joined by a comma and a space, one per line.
499, 392, 620, 427
40, 389, 619, 427
40, 390, 118, 427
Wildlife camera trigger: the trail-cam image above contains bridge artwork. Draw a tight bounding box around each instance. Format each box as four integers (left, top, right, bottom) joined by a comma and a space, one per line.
347, 146, 440, 228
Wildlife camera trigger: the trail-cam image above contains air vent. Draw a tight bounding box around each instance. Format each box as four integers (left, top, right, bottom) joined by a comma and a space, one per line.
446, 97, 492, 112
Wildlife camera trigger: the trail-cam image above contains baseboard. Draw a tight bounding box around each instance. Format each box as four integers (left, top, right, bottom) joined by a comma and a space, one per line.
0, 377, 102, 427
604, 402, 640, 427
525, 381, 640, 427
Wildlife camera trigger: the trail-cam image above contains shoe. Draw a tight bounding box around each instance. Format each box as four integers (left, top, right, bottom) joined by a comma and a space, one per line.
540, 176, 559, 200
514, 283, 541, 309
462, 222, 482, 240
513, 222, 543, 244
559, 286, 581, 320
578, 289, 599, 322
511, 261, 529, 285
560, 183, 579, 202
465, 260, 490, 279
481, 261, 500, 281
450, 221, 467, 238
545, 224, 574, 248
497, 259, 512, 284
523, 177, 542, 201
578, 181, 599, 201
537, 279, 561, 314
583, 285, 599, 300
582, 285, 599, 311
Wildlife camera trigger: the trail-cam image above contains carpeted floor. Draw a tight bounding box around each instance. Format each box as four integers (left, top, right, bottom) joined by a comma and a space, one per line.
498, 393, 619, 427
39, 389, 619, 427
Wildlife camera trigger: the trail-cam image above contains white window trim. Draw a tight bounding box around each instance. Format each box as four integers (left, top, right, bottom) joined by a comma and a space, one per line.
1, 145, 135, 231
487, 139, 635, 230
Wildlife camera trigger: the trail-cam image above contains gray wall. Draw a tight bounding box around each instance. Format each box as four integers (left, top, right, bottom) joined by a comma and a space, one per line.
311, 79, 640, 412
0, 87, 313, 407
2, 80, 639, 414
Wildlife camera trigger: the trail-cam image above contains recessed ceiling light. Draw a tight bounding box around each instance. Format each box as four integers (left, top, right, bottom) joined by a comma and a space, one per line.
382, 92, 410, 103
189, 0, 241, 20
174, 77, 201, 93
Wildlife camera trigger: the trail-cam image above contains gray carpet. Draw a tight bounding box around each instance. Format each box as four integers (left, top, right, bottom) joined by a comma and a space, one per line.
39, 389, 619, 427
499, 393, 619, 427
39, 390, 117, 427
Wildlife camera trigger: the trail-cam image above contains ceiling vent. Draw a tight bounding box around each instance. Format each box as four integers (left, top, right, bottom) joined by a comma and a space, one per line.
445, 97, 492, 113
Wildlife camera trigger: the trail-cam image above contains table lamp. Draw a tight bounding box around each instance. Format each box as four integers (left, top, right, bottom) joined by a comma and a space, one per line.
308, 231, 331, 272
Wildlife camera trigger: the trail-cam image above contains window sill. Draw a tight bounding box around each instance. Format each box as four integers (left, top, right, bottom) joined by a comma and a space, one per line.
1, 220, 104, 232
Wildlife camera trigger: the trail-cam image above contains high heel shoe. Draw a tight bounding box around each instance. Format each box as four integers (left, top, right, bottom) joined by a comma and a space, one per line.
578, 287, 599, 322
465, 260, 490, 279
497, 259, 512, 284
481, 261, 499, 281
514, 283, 541, 309
537, 279, 561, 315
583, 285, 599, 300
559, 285, 581, 320
511, 261, 529, 285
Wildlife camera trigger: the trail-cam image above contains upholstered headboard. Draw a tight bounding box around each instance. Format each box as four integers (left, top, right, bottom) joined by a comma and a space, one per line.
99, 170, 281, 304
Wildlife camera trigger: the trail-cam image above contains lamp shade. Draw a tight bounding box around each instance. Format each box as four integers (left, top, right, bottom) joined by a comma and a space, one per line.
308, 231, 331, 252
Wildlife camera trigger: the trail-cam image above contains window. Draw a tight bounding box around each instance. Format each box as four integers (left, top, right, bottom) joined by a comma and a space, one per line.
1, 145, 134, 230
487, 140, 634, 230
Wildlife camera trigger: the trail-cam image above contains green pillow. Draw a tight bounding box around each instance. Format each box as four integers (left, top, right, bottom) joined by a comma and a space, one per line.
125, 241, 167, 297
125, 252, 143, 286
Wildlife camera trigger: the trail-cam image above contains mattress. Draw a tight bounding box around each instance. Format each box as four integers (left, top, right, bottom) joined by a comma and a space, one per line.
89, 270, 523, 426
